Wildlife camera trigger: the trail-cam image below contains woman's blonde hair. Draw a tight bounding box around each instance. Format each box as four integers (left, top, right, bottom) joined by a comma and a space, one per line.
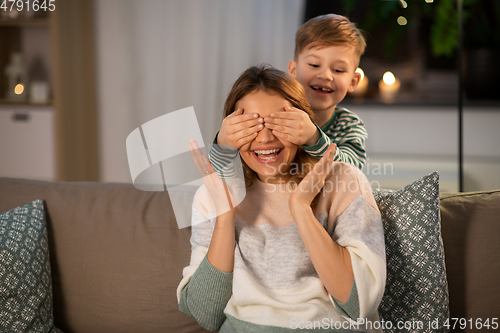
223, 64, 318, 187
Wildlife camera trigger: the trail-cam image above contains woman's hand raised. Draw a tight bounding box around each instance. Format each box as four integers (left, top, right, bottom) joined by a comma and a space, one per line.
189, 139, 238, 273
289, 144, 336, 210
189, 140, 236, 218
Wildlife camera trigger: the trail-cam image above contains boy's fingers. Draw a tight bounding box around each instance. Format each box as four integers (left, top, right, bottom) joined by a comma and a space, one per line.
225, 108, 256, 126
228, 117, 263, 135
272, 130, 296, 144
264, 117, 292, 128
227, 108, 244, 117
234, 131, 258, 147
265, 122, 290, 134
269, 110, 300, 119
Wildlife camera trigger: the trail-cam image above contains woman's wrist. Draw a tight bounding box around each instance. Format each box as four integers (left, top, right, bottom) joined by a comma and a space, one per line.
290, 200, 313, 220
214, 209, 236, 228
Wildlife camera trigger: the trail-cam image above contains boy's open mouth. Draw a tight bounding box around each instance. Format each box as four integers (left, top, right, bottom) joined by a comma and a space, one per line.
252, 148, 282, 161
311, 85, 333, 93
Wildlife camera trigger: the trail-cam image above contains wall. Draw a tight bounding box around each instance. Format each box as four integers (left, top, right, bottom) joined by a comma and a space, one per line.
352, 104, 500, 192
94, 0, 305, 183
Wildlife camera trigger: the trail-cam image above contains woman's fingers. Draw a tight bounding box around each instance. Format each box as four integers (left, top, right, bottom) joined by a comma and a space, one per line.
314, 144, 336, 178
299, 144, 336, 195
189, 139, 234, 215
189, 140, 211, 176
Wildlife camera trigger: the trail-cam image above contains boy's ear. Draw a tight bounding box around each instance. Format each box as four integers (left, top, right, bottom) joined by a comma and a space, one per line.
288, 60, 297, 78
347, 70, 362, 93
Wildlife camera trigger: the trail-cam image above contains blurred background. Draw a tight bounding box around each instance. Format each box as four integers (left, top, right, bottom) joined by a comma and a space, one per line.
1, 0, 499, 192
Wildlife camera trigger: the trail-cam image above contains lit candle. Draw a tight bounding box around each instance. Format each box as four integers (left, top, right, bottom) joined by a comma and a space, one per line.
378, 71, 400, 103
351, 68, 368, 97
14, 83, 25, 95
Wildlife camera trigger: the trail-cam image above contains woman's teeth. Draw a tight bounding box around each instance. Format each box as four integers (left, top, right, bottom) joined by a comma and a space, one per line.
254, 149, 281, 160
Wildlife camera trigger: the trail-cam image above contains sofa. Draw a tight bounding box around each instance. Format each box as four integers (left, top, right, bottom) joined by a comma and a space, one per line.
0, 176, 499, 333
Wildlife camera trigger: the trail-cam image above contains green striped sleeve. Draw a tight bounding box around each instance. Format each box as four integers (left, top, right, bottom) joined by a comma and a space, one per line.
323, 108, 367, 169
179, 256, 233, 331
208, 132, 239, 177
302, 125, 332, 158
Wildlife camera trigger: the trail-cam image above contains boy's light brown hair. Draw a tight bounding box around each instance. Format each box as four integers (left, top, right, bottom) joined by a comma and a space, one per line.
294, 14, 366, 65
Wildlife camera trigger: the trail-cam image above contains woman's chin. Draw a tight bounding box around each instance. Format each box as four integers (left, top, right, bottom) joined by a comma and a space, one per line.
254, 166, 290, 183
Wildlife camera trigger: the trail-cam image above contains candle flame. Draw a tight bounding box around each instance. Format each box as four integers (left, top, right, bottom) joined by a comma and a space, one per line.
356, 68, 365, 82
14, 84, 25, 95
383, 72, 396, 85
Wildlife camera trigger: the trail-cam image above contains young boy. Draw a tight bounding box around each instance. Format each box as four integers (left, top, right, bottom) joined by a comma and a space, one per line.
210, 14, 367, 172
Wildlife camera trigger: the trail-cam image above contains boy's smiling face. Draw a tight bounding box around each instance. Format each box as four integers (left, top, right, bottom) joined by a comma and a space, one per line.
288, 45, 360, 113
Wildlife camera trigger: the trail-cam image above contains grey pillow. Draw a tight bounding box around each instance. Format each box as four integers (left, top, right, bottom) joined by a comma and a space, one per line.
0, 199, 62, 333
373, 172, 450, 332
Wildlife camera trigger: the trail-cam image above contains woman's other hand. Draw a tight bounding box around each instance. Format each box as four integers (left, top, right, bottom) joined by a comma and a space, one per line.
289, 144, 336, 210
189, 140, 236, 218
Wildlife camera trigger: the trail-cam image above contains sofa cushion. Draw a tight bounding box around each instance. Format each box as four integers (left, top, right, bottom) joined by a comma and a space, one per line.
0, 178, 210, 333
0, 199, 62, 333
440, 190, 500, 321
373, 172, 449, 332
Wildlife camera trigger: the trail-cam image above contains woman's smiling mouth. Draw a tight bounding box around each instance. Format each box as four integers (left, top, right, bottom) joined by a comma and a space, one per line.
252, 148, 283, 163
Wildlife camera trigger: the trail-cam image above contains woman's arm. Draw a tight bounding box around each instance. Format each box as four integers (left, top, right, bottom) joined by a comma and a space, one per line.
190, 139, 237, 272
290, 145, 385, 320
290, 202, 354, 303
206, 209, 236, 272
290, 144, 354, 301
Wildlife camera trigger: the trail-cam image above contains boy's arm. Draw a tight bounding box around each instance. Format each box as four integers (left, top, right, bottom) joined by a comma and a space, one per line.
264, 106, 366, 169
330, 114, 367, 169
303, 126, 366, 169
209, 133, 239, 177
303, 113, 367, 169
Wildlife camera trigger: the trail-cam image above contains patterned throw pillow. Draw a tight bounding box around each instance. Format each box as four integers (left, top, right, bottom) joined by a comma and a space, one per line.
0, 200, 62, 333
372, 172, 450, 333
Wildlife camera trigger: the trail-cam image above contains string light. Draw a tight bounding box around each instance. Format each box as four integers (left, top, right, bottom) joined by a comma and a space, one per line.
397, 16, 408, 26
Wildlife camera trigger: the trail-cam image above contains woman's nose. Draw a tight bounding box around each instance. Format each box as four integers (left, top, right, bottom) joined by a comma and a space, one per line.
255, 126, 275, 143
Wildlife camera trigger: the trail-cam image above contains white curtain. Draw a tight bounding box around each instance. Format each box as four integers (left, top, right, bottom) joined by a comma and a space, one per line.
95, 0, 305, 183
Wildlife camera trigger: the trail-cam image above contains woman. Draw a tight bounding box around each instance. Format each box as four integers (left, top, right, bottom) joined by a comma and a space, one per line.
177, 65, 386, 332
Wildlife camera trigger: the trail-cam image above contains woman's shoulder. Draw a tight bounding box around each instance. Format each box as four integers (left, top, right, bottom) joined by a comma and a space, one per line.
328, 162, 368, 187
319, 162, 378, 218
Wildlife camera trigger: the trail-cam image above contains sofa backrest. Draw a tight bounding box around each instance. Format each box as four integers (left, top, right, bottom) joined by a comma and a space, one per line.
1, 177, 499, 332
439, 190, 500, 322
0, 177, 210, 333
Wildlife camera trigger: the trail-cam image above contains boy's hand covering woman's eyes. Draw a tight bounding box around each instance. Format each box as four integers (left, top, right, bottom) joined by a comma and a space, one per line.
216, 108, 264, 151
263, 106, 321, 147
189, 140, 236, 217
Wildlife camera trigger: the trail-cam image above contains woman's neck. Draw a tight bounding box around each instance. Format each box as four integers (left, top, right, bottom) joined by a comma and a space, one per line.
255, 173, 290, 184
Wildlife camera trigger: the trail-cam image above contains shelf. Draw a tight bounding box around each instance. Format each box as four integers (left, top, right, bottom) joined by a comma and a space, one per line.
0, 98, 52, 107
0, 17, 50, 27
